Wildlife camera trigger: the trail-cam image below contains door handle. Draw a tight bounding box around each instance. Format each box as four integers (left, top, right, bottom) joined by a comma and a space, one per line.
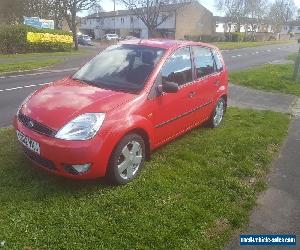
214, 80, 221, 86
188, 91, 197, 98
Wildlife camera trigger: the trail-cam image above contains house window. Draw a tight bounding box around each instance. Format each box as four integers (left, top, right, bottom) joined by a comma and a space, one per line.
121, 17, 124, 24
161, 14, 168, 21
297, 27, 300, 30
130, 16, 134, 23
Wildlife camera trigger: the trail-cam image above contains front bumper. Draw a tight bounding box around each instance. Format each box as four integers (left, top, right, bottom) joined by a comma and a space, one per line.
13, 117, 112, 180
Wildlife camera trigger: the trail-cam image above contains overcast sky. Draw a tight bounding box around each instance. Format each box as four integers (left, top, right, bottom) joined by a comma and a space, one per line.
80, 0, 300, 16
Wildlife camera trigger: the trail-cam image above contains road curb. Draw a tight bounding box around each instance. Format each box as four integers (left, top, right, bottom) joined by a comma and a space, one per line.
290, 98, 300, 117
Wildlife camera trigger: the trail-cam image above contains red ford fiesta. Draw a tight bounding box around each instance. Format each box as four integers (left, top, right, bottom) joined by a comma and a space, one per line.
14, 39, 228, 184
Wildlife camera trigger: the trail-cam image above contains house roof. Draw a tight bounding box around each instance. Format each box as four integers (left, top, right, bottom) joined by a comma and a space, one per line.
286, 20, 300, 26
214, 16, 272, 25
84, 1, 209, 19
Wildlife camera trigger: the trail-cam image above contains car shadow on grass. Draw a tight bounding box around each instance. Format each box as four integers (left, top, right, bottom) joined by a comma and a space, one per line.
2, 123, 212, 202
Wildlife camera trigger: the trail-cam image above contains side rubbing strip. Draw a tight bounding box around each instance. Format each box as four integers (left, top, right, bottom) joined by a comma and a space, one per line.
155, 101, 212, 128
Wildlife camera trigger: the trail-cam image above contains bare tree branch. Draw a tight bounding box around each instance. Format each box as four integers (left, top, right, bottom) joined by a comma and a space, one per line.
119, 0, 191, 37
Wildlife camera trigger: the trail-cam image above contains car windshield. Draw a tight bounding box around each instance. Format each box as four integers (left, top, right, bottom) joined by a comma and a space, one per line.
73, 44, 165, 93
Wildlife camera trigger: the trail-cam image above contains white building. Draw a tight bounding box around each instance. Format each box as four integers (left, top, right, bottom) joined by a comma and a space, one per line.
80, 9, 175, 39
80, 2, 214, 40
214, 16, 273, 33
281, 21, 300, 34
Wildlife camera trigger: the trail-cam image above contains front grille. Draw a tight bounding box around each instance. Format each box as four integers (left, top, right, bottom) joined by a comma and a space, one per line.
18, 112, 57, 137
24, 148, 56, 171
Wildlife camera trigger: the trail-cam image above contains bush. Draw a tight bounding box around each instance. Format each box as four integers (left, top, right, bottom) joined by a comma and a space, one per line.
184, 35, 225, 43
224, 32, 245, 42
0, 25, 73, 54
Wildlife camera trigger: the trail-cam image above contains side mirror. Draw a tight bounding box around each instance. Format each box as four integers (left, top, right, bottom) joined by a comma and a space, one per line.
157, 82, 179, 94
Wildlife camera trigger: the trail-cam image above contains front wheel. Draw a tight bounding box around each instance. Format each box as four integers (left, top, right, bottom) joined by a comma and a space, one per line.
107, 133, 145, 185
208, 97, 226, 128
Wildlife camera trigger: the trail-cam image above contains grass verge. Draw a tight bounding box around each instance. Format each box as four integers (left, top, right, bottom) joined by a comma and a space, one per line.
230, 63, 300, 96
214, 40, 293, 50
0, 108, 289, 249
287, 53, 297, 61
0, 49, 91, 59
0, 59, 62, 74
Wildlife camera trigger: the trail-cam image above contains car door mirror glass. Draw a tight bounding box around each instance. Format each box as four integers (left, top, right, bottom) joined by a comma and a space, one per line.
158, 81, 179, 94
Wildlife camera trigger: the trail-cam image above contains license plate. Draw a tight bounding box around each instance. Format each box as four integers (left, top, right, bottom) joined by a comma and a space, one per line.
16, 130, 40, 155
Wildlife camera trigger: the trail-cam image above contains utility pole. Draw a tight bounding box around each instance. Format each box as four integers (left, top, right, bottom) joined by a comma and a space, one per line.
293, 40, 300, 81
113, 0, 116, 34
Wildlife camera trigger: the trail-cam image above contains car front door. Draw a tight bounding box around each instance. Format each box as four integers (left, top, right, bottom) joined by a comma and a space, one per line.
148, 46, 201, 146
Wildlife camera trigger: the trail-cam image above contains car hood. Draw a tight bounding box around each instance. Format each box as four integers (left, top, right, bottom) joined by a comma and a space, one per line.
21, 77, 135, 130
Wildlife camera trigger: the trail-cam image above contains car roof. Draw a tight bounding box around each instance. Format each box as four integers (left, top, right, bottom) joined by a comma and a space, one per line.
120, 39, 217, 50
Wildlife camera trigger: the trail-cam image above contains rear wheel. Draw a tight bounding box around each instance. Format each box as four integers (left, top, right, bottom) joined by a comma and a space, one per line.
208, 97, 226, 128
107, 133, 145, 185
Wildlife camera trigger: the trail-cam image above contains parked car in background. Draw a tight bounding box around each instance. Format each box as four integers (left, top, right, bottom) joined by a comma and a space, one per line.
78, 35, 93, 46
103, 33, 119, 41
14, 39, 228, 185
123, 36, 139, 40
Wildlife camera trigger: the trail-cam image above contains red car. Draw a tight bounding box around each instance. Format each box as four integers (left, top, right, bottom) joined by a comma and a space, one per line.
14, 39, 228, 184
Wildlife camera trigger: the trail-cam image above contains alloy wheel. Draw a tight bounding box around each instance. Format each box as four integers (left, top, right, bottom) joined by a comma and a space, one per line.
117, 140, 143, 180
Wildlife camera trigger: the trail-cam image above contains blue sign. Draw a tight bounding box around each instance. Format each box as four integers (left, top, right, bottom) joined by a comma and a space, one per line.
240, 234, 296, 246
24, 17, 54, 29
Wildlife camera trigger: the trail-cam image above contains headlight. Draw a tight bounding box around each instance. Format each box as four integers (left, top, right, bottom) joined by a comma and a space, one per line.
55, 113, 105, 140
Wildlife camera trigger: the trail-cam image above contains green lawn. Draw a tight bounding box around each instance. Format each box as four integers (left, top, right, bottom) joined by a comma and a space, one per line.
230, 63, 300, 96
0, 108, 289, 249
287, 53, 297, 61
0, 49, 90, 59
0, 59, 62, 74
214, 40, 293, 50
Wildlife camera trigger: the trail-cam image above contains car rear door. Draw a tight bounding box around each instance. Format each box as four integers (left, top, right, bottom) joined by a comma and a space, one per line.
189, 46, 222, 121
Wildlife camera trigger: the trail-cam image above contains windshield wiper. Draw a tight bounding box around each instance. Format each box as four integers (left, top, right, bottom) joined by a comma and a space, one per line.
73, 77, 97, 86
73, 77, 139, 94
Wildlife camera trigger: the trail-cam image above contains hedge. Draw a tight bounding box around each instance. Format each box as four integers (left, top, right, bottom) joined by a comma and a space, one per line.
0, 25, 73, 54
224, 32, 245, 42
184, 33, 245, 43
184, 35, 224, 43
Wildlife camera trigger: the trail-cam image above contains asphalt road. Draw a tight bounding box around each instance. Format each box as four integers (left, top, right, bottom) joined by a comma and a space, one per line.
0, 42, 298, 127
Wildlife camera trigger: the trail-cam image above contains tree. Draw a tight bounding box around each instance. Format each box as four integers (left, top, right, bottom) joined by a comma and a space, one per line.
244, 0, 268, 38
269, 0, 296, 32
119, 0, 191, 38
0, 0, 25, 24
215, 0, 248, 32
60, 0, 98, 50
88, 3, 104, 14
24, 0, 53, 19
49, 0, 66, 29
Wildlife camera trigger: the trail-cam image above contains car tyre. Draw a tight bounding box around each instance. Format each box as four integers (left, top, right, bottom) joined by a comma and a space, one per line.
107, 133, 145, 185
207, 97, 226, 128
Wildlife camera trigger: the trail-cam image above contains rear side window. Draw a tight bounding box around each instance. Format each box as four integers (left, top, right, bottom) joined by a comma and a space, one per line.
161, 47, 192, 86
212, 49, 224, 72
192, 46, 215, 78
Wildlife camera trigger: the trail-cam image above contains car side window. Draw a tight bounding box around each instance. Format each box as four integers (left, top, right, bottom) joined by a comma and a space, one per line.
212, 49, 224, 72
193, 46, 215, 78
161, 47, 193, 86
